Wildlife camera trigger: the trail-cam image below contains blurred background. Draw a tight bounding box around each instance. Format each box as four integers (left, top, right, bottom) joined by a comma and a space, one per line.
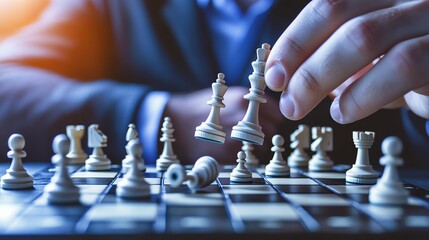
0, 0, 49, 41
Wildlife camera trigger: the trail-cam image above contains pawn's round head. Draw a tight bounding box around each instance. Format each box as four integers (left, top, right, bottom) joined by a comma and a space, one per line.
272, 135, 284, 146
52, 134, 70, 155
127, 139, 143, 156
382, 136, 403, 156
8, 134, 25, 150
237, 151, 246, 160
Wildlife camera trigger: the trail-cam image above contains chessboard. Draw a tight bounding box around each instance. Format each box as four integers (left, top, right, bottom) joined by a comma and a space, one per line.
1, 162, 429, 239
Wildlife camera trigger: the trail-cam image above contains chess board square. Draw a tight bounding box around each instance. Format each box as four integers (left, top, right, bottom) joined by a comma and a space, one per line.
114, 178, 160, 185
86, 203, 158, 221
285, 194, 349, 206
218, 178, 265, 185
0, 205, 23, 227
77, 185, 108, 194
72, 178, 113, 185
218, 172, 261, 179
0, 188, 43, 204
330, 185, 372, 194
244, 220, 305, 232
87, 221, 154, 234
317, 179, 346, 185
22, 205, 88, 216
233, 203, 299, 221
229, 194, 285, 203
71, 171, 118, 178
7, 215, 80, 234
163, 177, 216, 186
164, 185, 220, 194
405, 216, 429, 228
223, 185, 276, 195
303, 206, 359, 216
277, 185, 332, 194
163, 193, 224, 206
267, 178, 317, 185
306, 172, 346, 179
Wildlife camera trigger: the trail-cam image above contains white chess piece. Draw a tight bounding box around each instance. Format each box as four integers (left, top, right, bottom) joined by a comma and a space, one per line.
288, 125, 310, 167
156, 117, 180, 171
116, 139, 151, 198
66, 125, 88, 164
265, 135, 290, 177
369, 136, 409, 205
230, 151, 252, 183
1, 134, 33, 189
346, 131, 378, 184
44, 134, 80, 204
308, 127, 334, 171
166, 156, 219, 191
122, 123, 146, 172
85, 124, 111, 171
231, 43, 270, 146
195, 73, 228, 144
243, 142, 259, 167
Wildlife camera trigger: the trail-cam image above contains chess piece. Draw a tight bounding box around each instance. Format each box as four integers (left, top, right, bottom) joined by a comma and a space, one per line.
156, 117, 180, 171
230, 151, 252, 183
369, 136, 409, 205
1, 134, 33, 189
346, 131, 378, 184
231, 43, 270, 145
85, 124, 111, 171
66, 125, 88, 164
44, 134, 80, 204
288, 125, 311, 168
265, 135, 290, 177
166, 156, 219, 191
117, 139, 151, 198
242, 142, 259, 167
122, 124, 146, 172
308, 127, 334, 171
195, 73, 228, 144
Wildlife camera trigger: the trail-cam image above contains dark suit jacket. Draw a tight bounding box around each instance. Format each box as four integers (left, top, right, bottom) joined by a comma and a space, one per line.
0, 0, 427, 166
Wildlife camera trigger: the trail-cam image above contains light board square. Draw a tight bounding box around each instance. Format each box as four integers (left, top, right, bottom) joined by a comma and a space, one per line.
267, 178, 317, 185
86, 203, 157, 221
71, 171, 118, 178
286, 193, 349, 206
223, 185, 276, 195
330, 185, 372, 194
163, 193, 224, 206
306, 172, 346, 179
113, 178, 160, 185
233, 203, 299, 221
218, 172, 261, 179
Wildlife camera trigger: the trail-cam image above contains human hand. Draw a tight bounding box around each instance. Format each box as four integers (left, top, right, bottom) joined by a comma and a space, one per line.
164, 86, 283, 164
265, 0, 429, 123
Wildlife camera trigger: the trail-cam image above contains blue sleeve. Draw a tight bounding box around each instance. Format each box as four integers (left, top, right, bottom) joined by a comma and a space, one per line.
137, 91, 170, 164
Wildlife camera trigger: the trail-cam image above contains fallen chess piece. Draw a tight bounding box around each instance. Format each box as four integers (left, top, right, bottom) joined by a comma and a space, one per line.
165, 156, 219, 191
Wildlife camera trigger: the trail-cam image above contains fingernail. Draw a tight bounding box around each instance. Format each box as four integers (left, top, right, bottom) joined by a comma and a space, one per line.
280, 92, 295, 118
265, 64, 286, 91
330, 98, 343, 123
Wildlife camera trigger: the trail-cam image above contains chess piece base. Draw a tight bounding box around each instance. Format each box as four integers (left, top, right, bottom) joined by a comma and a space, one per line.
231, 121, 264, 145
85, 155, 111, 171
265, 163, 290, 177
288, 152, 310, 168
45, 184, 80, 204
156, 157, 179, 172
195, 123, 226, 144
308, 155, 333, 172
1, 170, 33, 189
346, 165, 378, 184
230, 168, 252, 183
369, 183, 409, 205
117, 180, 151, 198
122, 156, 146, 172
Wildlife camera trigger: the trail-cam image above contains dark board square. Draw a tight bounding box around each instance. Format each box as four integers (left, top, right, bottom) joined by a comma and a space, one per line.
243, 220, 305, 233
87, 221, 154, 234
229, 194, 285, 203
72, 178, 113, 185
317, 179, 346, 185
277, 185, 332, 194
218, 178, 265, 185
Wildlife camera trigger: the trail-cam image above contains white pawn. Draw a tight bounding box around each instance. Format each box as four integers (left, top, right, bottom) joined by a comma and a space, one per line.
243, 142, 259, 167
122, 124, 146, 172
1, 134, 33, 189
230, 151, 252, 183
156, 117, 180, 172
66, 125, 88, 164
44, 134, 80, 204
288, 125, 311, 167
85, 124, 111, 171
346, 131, 378, 184
369, 136, 409, 205
166, 156, 219, 191
308, 127, 334, 171
116, 139, 151, 198
231, 43, 271, 146
265, 135, 290, 177
195, 73, 228, 144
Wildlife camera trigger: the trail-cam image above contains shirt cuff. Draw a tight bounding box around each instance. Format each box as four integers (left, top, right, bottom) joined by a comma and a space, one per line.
426, 121, 429, 137
137, 91, 170, 164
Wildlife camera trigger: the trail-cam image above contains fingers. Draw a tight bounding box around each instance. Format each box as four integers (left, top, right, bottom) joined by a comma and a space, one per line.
266, 0, 398, 92
282, 0, 429, 120
331, 33, 429, 123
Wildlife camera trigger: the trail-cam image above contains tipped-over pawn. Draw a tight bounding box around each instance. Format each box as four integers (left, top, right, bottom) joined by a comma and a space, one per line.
230, 151, 252, 183
369, 136, 409, 205
265, 135, 290, 177
166, 156, 219, 191
44, 134, 80, 204
117, 139, 151, 198
1, 134, 33, 189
